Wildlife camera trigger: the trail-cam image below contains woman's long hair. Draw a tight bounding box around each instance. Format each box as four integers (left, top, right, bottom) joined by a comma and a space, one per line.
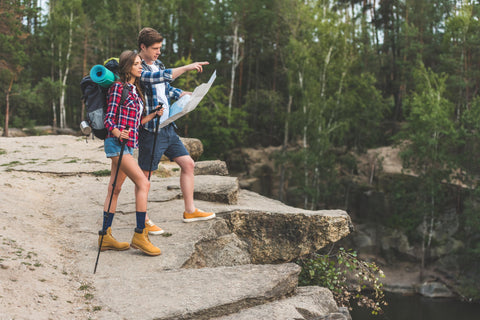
118, 50, 145, 103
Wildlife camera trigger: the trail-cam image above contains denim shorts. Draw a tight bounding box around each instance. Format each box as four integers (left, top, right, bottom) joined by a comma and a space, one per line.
104, 137, 134, 158
138, 125, 189, 171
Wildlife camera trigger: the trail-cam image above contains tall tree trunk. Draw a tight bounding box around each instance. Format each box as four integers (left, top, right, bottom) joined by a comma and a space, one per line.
81, 23, 88, 121
228, 20, 241, 123
52, 41, 58, 132
48, 0, 57, 132
3, 76, 15, 137
236, 39, 245, 109
136, 2, 142, 32
59, 10, 74, 129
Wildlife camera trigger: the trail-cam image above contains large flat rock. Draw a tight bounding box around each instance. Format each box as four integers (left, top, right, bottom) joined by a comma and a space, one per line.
0, 136, 351, 319
212, 286, 340, 320
95, 263, 301, 320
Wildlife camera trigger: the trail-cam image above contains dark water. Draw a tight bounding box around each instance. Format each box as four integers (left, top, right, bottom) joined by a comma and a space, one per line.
349, 292, 480, 320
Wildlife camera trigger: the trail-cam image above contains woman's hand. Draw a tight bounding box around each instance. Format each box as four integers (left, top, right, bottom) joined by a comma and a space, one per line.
154, 105, 164, 117
118, 128, 130, 141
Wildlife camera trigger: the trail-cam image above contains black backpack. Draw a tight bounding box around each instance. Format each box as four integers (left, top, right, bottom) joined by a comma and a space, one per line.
80, 59, 130, 139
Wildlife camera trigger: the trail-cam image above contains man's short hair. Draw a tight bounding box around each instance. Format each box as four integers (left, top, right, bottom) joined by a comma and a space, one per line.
138, 27, 164, 50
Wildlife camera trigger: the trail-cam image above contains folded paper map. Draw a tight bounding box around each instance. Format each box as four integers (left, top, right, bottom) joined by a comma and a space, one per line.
159, 70, 217, 128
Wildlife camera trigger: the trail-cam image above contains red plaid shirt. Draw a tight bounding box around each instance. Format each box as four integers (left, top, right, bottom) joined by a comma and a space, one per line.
104, 82, 144, 148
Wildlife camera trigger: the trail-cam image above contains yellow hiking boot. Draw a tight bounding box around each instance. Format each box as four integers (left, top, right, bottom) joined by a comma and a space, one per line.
98, 227, 130, 251
183, 208, 216, 223
131, 228, 161, 256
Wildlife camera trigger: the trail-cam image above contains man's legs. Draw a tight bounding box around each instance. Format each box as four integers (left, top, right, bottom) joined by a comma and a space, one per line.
139, 126, 215, 224
174, 155, 215, 222
174, 155, 196, 213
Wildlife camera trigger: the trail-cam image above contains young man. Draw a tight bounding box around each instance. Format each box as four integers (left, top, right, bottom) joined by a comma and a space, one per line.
137, 27, 215, 234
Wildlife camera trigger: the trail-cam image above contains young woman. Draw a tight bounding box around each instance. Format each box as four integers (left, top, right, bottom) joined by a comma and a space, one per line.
98, 50, 163, 256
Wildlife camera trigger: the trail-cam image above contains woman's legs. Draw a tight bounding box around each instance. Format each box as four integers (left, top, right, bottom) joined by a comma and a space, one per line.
115, 154, 160, 256
99, 156, 130, 251
103, 157, 128, 213
115, 154, 150, 213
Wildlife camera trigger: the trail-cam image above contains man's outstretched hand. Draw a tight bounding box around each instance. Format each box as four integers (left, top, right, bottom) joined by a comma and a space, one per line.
188, 61, 209, 73
172, 61, 209, 79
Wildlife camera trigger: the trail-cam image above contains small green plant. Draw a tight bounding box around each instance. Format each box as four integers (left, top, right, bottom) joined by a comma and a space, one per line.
0, 149, 6, 155
1, 161, 21, 167
84, 293, 94, 300
78, 284, 92, 291
297, 247, 387, 315
92, 169, 111, 177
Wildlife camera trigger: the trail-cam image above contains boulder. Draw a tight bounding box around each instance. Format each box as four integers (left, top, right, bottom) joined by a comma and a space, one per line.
193, 175, 240, 204
1, 128, 27, 137
182, 219, 252, 268
221, 209, 353, 264
195, 160, 229, 176
418, 281, 456, 298
152, 175, 240, 205
380, 227, 414, 258
212, 286, 342, 320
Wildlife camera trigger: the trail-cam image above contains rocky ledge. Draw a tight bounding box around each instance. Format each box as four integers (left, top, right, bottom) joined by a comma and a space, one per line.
0, 135, 352, 319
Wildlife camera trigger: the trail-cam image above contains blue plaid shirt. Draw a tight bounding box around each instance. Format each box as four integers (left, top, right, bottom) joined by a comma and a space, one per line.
140, 60, 182, 131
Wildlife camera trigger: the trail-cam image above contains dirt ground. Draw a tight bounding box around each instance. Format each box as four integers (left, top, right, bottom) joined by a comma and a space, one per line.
0, 135, 113, 319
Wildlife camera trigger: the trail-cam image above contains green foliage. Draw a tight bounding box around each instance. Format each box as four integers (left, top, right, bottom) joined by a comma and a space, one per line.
298, 247, 387, 315
395, 63, 458, 206
381, 176, 425, 239
458, 188, 480, 292
243, 89, 284, 146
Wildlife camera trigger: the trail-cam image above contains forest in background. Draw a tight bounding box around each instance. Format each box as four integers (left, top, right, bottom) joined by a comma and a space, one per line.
2, 1, 480, 295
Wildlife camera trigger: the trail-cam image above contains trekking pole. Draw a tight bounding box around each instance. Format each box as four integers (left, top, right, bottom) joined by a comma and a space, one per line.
94, 126, 130, 274
148, 104, 162, 181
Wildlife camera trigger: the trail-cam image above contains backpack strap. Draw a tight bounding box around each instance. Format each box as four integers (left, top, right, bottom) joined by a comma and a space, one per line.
119, 83, 131, 107
114, 83, 132, 128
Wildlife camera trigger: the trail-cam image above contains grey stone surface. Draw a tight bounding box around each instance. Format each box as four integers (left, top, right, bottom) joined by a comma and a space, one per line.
148, 175, 240, 205
220, 210, 352, 264
212, 286, 339, 320
194, 160, 229, 176
193, 175, 239, 204
0, 136, 352, 319
95, 264, 301, 320
418, 281, 456, 298
182, 219, 252, 268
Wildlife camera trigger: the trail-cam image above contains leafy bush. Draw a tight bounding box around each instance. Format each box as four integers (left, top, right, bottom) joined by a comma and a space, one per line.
297, 247, 387, 315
